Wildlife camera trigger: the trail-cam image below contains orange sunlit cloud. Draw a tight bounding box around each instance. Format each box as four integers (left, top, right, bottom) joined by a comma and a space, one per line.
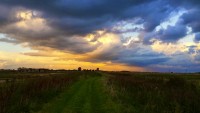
1, 2, 200, 72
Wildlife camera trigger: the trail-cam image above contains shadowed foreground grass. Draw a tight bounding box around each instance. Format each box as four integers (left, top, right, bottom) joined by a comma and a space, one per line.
106, 72, 200, 113
0, 72, 79, 113
1, 71, 200, 113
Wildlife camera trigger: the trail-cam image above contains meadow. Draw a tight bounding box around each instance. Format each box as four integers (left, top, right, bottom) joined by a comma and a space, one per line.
106, 72, 200, 113
0, 70, 200, 113
0, 71, 80, 113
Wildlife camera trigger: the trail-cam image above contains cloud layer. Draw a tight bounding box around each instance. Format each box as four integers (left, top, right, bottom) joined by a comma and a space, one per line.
0, 0, 200, 72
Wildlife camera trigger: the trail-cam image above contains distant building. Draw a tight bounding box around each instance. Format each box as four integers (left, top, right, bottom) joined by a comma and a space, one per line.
78, 67, 82, 71
96, 68, 99, 71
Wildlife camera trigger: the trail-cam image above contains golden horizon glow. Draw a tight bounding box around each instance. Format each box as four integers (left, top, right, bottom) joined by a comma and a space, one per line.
0, 43, 145, 71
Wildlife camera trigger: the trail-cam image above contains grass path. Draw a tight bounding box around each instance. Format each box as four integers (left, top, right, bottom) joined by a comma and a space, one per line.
37, 76, 120, 113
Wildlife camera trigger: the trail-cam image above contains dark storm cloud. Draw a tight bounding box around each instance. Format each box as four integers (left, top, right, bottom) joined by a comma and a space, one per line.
0, 5, 19, 26
115, 48, 170, 66
26, 36, 101, 54
181, 9, 200, 32
0, 0, 195, 43
168, 0, 200, 7
195, 33, 200, 42
157, 23, 188, 42
0, 0, 151, 17
41, 37, 101, 54
0, 0, 199, 38
0, 0, 157, 54
0, 37, 19, 43
117, 53, 170, 67
122, 0, 174, 32
143, 22, 188, 44
87, 44, 170, 67
0, 0, 175, 37
0, 0, 153, 36
0, 0, 200, 71
48, 15, 113, 36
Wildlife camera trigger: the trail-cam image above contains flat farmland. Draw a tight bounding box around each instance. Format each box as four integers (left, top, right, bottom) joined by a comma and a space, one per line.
0, 71, 200, 113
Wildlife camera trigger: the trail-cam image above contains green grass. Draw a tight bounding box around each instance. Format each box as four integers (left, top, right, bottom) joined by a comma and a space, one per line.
1, 71, 200, 113
37, 76, 120, 113
106, 72, 200, 113
0, 72, 79, 113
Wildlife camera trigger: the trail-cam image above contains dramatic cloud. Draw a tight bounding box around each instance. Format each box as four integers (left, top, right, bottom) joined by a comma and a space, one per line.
181, 9, 200, 32
0, 0, 200, 72
156, 23, 188, 42
116, 48, 170, 67
195, 33, 200, 42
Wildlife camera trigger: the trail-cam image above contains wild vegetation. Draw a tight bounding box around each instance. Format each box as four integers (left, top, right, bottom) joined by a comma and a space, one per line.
106, 72, 200, 113
0, 71, 81, 113
0, 71, 200, 113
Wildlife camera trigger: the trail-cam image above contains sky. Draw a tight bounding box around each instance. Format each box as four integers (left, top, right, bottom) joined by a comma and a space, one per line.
0, 0, 200, 72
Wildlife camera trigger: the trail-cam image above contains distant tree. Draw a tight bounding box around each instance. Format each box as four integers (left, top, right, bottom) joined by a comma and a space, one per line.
78, 67, 82, 71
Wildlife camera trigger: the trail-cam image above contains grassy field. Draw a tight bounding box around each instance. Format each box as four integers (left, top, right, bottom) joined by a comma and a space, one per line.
0, 71, 200, 113
106, 72, 200, 113
0, 71, 81, 113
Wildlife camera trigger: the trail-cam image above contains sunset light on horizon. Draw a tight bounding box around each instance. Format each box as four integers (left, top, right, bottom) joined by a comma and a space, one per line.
0, 0, 200, 72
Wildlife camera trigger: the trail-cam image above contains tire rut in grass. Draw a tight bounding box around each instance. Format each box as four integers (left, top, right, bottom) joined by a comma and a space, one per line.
37, 76, 113, 113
